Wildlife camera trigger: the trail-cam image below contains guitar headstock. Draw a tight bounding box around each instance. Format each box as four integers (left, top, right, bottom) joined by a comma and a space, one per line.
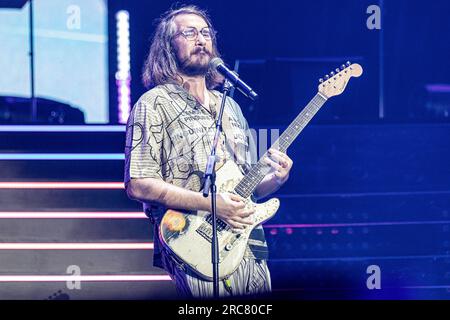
318, 62, 363, 98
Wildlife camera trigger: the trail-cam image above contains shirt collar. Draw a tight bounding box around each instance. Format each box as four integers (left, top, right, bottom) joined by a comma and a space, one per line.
162, 83, 222, 112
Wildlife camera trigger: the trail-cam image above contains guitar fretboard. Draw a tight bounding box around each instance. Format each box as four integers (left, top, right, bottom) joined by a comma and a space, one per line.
234, 93, 328, 198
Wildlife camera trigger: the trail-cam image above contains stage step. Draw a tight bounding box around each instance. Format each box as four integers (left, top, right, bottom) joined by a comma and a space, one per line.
0, 248, 163, 274
0, 188, 139, 210
0, 218, 151, 242
0, 280, 176, 300
0, 127, 125, 153
0, 160, 125, 181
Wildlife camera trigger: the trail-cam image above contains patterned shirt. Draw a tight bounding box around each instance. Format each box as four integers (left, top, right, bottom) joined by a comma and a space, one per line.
124, 83, 269, 269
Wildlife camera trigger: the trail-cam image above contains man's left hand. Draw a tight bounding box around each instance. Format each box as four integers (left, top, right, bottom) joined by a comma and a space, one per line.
264, 148, 293, 186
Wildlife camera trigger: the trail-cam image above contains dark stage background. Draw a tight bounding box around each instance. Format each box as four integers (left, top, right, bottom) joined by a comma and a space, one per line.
0, 0, 449, 299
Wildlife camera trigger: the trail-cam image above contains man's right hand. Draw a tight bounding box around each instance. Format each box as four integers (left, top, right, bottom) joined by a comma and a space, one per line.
214, 193, 255, 230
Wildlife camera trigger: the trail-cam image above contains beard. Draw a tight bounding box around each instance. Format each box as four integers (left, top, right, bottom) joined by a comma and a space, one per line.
177, 47, 212, 76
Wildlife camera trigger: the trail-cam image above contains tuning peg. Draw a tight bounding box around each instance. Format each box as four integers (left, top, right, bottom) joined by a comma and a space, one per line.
319, 78, 324, 83
335, 68, 340, 73
341, 64, 346, 70
346, 61, 351, 66
330, 71, 335, 76
325, 75, 329, 80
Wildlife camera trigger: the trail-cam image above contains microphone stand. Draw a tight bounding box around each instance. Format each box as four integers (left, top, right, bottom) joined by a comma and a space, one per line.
202, 79, 233, 298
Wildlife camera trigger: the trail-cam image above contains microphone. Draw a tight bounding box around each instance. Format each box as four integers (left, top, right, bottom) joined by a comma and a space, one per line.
209, 58, 258, 101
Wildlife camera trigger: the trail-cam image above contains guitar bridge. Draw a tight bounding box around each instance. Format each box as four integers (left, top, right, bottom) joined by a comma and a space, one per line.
196, 223, 213, 243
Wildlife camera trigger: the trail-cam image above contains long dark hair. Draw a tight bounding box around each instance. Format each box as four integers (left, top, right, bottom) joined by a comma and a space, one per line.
142, 5, 223, 89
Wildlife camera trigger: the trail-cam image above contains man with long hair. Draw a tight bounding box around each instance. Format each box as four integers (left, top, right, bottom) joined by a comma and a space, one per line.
124, 5, 293, 298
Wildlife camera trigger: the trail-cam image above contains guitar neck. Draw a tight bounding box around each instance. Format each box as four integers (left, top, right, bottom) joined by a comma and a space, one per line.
234, 92, 328, 198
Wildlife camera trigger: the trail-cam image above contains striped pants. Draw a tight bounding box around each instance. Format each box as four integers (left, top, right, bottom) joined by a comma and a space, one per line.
161, 253, 272, 299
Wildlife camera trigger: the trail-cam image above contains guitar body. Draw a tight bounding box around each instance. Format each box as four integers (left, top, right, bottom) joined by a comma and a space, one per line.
159, 160, 280, 280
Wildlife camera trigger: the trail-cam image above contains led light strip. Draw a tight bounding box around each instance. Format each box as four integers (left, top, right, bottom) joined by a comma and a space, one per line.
0, 182, 124, 189
116, 10, 131, 124
0, 275, 171, 282
0, 211, 145, 218
0, 243, 154, 250
0, 125, 125, 132
264, 220, 450, 228
270, 254, 450, 263
0, 153, 124, 160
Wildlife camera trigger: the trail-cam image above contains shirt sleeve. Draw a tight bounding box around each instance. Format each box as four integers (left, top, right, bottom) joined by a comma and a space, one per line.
124, 94, 165, 185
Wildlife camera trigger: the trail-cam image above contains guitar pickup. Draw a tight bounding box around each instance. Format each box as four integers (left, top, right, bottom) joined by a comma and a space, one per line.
204, 214, 228, 232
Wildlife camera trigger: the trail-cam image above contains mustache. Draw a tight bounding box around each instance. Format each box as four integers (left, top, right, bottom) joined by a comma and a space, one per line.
191, 47, 211, 56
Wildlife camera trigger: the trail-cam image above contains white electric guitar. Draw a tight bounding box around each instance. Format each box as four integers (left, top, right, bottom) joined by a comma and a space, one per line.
159, 62, 363, 280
